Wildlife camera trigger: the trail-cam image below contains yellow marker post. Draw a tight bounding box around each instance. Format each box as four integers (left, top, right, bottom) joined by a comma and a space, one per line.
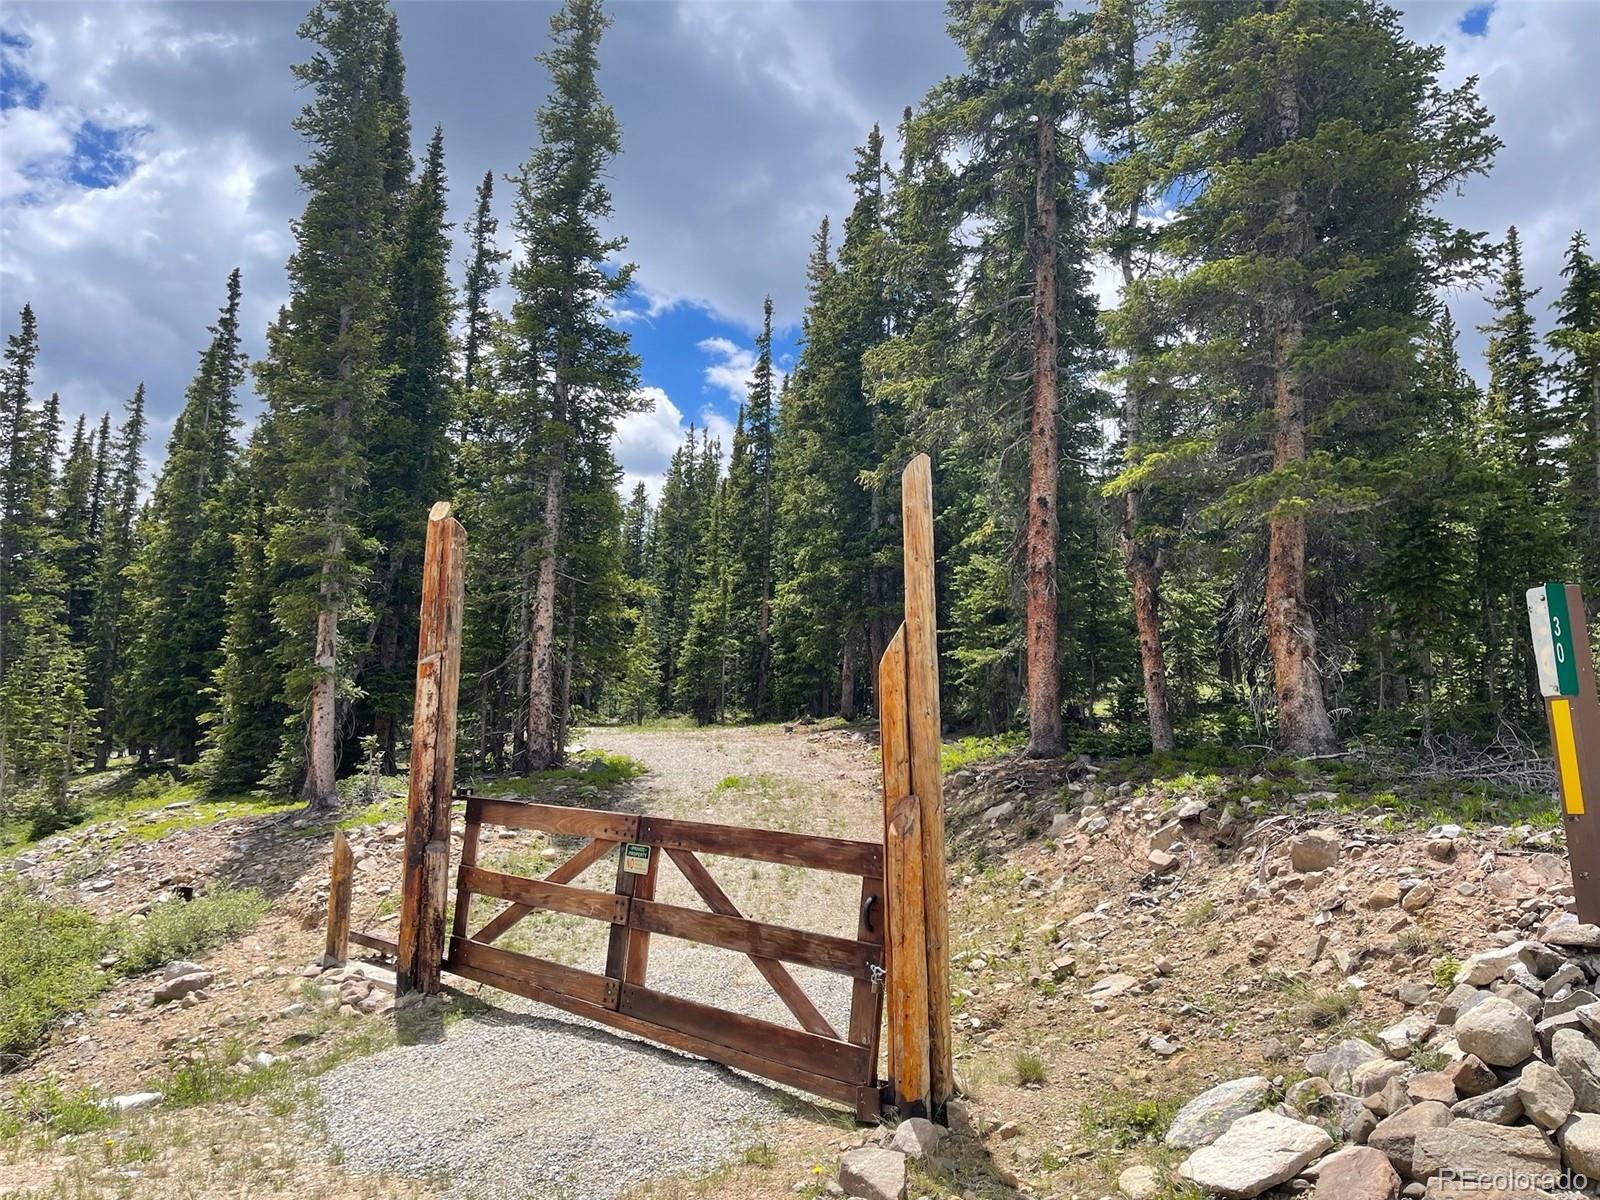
1552, 699, 1585, 815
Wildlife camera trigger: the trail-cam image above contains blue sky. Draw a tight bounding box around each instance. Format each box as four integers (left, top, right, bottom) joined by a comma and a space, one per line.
1, 0, 1595, 497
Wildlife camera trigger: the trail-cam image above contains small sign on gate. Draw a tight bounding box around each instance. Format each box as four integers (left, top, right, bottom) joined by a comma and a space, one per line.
621, 843, 653, 875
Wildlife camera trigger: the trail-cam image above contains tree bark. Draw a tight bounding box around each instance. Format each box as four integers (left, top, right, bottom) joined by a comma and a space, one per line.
1264, 80, 1337, 757
1024, 113, 1063, 758
526, 442, 565, 771
1115, 203, 1175, 753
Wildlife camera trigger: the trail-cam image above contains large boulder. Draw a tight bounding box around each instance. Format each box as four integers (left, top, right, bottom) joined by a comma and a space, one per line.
1411, 1118, 1560, 1183
1308, 1039, 1385, 1089
1368, 1101, 1452, 1176
1450, 1080, 1524, 1125
1456, 996, 1536, 1067
888, 1118, 942, 1159
1559, 1111, 1600, 1179
1165, 1076, 1274, 1150
1178, 1111, 1332, 1199
1290, 829, 1341, 873
152, 970, 212, 1003
1517, 1062, 1575, 1131
1553, 1027, 1600, 1112
1311, 1145, 1400, 1199
839, 1148, 906, 1200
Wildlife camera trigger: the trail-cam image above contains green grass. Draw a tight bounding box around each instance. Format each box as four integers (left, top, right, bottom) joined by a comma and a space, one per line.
0, 767, 299, 857
941, 732, 1026, 773
1013, 1050, 1047, 1087
0, 881, 113, 1068
0, 881, 268, 1069
118, 888, 269, 974
0, 1078, 113, 1139
1078, 1093, 1180, 1148
480, 751, 646, 796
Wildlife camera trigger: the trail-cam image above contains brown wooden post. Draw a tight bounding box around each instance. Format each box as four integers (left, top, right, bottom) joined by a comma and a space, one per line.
324, 829, 353, 966
901, 454, 953, 1105
397, 501, 468, 996
880, 624, 930, 1116
623, 844, 661, 984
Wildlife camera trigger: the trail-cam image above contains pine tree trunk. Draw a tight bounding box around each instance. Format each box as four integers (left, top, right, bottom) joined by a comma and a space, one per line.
1126, 542, 1175, 752
839, 639, 855, 722
1116, 224, 1175, 753
527, 443, 565, 771
1263, 77, 1337, 757
1024, 113, 1063, 759
306, 598, 340, 807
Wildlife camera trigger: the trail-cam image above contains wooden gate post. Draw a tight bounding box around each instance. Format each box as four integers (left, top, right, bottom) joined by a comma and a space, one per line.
397, 501, 468, 996
901, 454, 953, 1106
880, 626, 930, 1115
324, 829, 353, 966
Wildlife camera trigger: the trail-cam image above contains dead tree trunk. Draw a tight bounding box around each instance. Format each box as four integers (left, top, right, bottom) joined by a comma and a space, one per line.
1024, 113, 1063, 759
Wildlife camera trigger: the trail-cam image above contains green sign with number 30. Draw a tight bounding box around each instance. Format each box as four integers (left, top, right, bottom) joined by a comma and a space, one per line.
1528, 582, 1581, 698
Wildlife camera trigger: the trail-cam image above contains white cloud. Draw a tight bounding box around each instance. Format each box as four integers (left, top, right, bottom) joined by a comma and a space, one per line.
611, 387, 686, 500
697, 335, 757, 405
610, 386, 741, 501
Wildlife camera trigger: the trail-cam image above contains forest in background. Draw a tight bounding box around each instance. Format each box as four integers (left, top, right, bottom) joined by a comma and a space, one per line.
1, 0, 1597, 824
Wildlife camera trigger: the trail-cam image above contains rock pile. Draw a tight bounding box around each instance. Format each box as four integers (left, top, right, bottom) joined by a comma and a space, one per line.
1146, 917, 1600, 1197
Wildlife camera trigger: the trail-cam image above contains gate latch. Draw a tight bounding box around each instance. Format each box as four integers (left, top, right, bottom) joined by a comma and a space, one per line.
869, 962, 886, 993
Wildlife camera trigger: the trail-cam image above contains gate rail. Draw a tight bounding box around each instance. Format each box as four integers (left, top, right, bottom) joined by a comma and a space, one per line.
440, 793, 886, 1118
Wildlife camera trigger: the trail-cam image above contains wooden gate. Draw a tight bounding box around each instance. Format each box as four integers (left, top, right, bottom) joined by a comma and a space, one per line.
443, 793, 886, 1118
330, 461, 953, 1124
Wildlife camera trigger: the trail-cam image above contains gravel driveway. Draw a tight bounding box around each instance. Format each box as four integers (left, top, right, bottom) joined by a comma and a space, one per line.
315, 724, 881, 1200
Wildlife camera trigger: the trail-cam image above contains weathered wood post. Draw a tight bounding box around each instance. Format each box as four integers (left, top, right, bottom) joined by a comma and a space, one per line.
902, 454, 954, 1107
324, 829, 353, 966
880, 625, 930, 1115
397, 501, 467, 996
1527, 583, 1600, 923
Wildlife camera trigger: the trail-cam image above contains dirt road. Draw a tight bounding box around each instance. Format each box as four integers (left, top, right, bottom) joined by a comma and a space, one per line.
316, 723, 888, 1200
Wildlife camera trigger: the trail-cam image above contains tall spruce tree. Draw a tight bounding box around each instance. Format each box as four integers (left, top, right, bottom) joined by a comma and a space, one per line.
724, 297, 778, 717
507, 0, 641, 768
1476, 226, 1563, 715
85, 383, 146, 768
1550, 231, 1600, 586
1145, 0, 1498, 753
364, 125, 455, 770
124, 269, 247, 763
259, 0, 402, 807
917, 0, 1106, 756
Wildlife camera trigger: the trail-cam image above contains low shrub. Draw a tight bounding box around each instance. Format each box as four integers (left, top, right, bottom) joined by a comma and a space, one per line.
118, 887, 268, 975
0, 881, 112, 1069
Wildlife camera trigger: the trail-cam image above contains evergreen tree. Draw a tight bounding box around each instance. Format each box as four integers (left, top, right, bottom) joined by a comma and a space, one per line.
363, 125, 455, 770
0, 305, 42, 689
259, 0, 402, 808
724, 297, 778, 717
772, 130, 889, 722
1549, 231, 1600, 586
917, 0, 1107, 756
461, 170, 509, 409
506, 0, 641, 768
1088, 0, 1178, 751
201, 406, 292, 793
52, 415, 97, 640
85, 383, 146, 768
620, 481, 650, 581
676, 479, 734, 723
1475, 227, 1564, 715
124, 269, 247, 763
1145, 0, 1499, 753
